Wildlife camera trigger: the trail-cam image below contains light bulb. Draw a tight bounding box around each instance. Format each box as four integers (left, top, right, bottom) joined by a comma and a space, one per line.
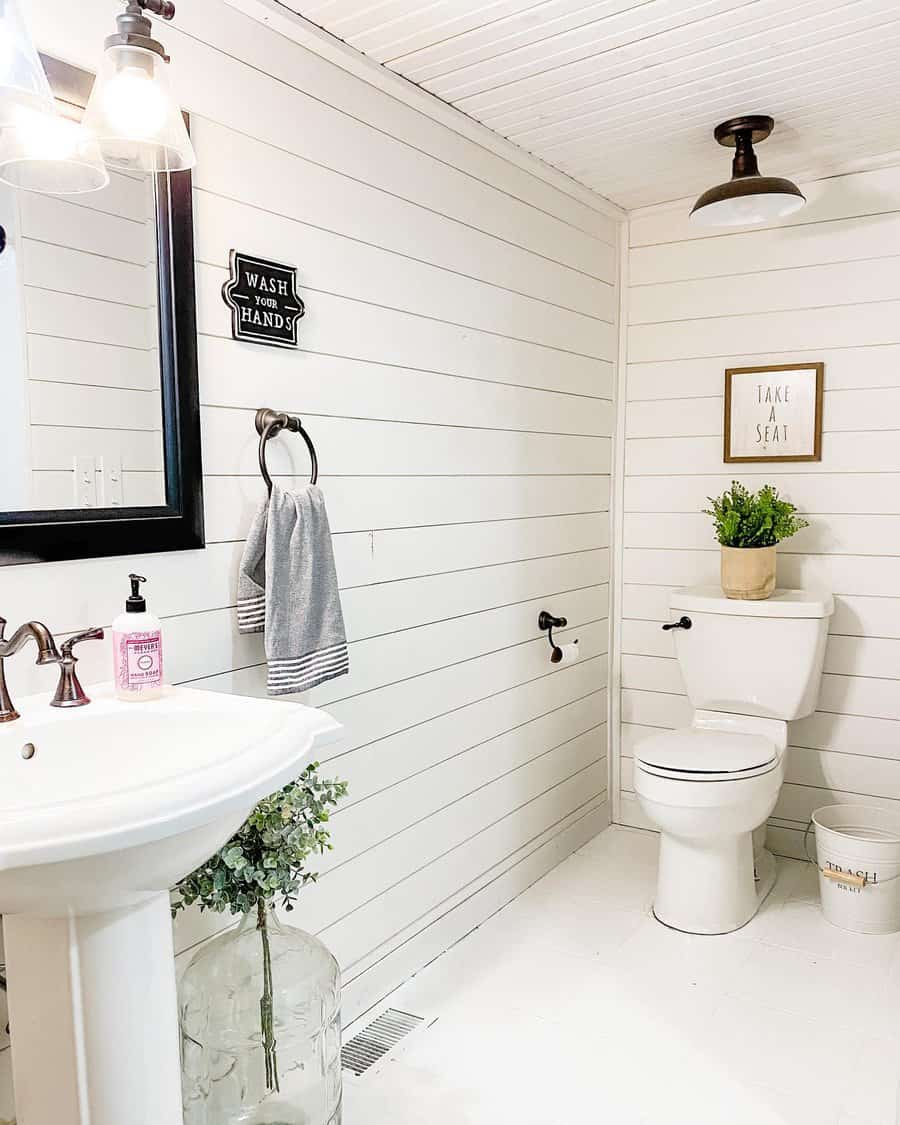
101, 64, 167, 139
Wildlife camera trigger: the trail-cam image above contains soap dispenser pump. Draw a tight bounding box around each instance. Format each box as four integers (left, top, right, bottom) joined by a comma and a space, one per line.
112, 573, 163, 700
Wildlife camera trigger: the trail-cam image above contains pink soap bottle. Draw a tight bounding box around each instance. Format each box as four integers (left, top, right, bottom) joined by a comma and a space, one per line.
112, 574, 163, 701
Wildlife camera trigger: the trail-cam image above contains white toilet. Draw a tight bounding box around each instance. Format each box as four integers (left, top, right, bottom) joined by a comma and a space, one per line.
635, 586, 833, 935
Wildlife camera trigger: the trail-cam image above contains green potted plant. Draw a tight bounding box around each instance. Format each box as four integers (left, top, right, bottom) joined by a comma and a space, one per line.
173, 763, 347, 1125
703, 481, 808, 600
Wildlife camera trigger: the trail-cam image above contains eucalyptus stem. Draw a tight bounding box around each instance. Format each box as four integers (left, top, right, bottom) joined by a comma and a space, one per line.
257, 900, 280, 1093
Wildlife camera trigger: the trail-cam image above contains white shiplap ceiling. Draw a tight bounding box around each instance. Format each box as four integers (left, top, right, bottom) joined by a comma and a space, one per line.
284, 0, 900, 211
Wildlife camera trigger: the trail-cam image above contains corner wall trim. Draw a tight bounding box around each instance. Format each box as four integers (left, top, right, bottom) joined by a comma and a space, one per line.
608, 220, 630, 824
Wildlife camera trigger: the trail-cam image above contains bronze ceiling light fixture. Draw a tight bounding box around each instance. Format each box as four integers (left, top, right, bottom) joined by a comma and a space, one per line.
691, 115, 805, 227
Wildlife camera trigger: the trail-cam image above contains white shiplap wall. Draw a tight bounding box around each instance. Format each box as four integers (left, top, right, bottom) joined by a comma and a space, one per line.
616, 165, 900, 859
0, 0, 615, 1099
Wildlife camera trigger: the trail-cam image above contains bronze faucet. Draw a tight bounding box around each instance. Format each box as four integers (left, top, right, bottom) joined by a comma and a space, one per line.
0, 618, 61, 722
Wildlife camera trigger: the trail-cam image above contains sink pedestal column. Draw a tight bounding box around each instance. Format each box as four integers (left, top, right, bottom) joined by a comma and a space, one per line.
4, 893, 183, 1125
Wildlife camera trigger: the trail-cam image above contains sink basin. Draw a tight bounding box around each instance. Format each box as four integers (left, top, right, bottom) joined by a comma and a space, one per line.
0, 684, 341, 913
0, 684, 342, 1125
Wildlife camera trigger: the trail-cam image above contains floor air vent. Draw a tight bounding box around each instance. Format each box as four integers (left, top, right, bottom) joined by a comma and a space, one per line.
341, 1008, 425, 1076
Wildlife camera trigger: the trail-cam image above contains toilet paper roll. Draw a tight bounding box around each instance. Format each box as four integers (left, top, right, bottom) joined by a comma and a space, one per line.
552, 640, 579, 665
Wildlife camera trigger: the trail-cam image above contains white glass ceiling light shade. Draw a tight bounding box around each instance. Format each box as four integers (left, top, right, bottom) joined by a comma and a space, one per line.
691, 116, 805, 228
82, 0, 195, 173
0, 104, 109, 192
0, 0, 54, 127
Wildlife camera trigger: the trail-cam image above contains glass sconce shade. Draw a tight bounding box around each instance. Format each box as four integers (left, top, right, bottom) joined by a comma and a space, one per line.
82, 43, 195, 173
0, 0, 55, 127
0, 105, 110, 192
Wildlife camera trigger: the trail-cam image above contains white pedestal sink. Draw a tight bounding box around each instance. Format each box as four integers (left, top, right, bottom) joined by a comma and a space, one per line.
0, 684, 341, 1125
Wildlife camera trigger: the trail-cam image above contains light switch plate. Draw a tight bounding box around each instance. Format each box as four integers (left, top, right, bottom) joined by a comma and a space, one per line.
99, 457, 124, 507
74, 456, 97, 508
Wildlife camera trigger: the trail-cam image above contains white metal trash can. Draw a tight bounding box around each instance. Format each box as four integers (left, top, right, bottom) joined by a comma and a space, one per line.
808, 804, 900, 934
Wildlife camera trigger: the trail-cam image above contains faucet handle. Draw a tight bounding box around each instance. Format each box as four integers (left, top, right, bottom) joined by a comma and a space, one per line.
60, 627, 105, 660
51, 628, 104, 709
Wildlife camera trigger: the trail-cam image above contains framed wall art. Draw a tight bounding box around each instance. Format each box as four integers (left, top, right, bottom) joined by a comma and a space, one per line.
724, 362, 824, 463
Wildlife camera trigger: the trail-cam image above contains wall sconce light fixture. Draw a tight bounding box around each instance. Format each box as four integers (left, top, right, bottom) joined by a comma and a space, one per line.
83, 0, 195, 173
690, 116, 805, 228
0, 0, 54, 127
0, 1, 109, 194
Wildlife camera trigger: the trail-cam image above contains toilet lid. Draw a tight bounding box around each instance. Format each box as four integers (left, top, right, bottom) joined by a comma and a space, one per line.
635, 728, 777, 779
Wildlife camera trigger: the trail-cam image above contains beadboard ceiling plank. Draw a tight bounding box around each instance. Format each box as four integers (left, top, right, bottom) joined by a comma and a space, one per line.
345, 0, 538, 57
394, 0, 655, 83
426, 0, 750, 103
514, 32, 900, 156
475, 0, 872, 128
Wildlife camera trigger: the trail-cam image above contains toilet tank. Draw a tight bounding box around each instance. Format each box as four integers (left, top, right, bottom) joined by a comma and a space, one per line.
668, 587, 834, 720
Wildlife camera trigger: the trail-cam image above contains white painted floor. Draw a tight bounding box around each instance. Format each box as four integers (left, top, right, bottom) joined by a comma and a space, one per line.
344, 826, 900, 1125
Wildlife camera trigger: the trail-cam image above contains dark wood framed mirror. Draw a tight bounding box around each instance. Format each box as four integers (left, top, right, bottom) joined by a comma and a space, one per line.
0, 55, 203, 565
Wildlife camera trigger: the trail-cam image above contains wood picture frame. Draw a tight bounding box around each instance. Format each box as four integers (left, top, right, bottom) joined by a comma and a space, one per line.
724, 362, 824, 464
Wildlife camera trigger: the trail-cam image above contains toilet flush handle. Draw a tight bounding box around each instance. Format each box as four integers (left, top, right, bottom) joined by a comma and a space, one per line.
661, 616, 692, 631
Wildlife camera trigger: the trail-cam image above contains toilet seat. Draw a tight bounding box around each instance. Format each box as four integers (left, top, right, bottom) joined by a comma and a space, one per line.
635, 728, 778, 782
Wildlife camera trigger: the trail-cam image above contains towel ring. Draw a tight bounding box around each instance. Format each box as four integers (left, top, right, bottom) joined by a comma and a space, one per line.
255, 407, 319, 495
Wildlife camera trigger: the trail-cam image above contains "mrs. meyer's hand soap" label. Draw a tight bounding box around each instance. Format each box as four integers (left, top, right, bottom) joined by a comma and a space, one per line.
120, 630, 163, 689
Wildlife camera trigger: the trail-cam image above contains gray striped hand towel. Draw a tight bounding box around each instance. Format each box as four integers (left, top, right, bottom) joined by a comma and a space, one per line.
237, 483, 349, 696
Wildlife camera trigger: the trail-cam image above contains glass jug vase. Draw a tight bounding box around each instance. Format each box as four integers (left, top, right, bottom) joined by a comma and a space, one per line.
179, 903, 342, 1125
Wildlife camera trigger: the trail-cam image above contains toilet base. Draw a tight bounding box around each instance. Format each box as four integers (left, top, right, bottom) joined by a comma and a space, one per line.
652, 832, 777, 935
754, 846, 777, 907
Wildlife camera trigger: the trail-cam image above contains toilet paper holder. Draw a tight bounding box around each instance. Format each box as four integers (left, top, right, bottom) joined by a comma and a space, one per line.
538, 611, 577, 663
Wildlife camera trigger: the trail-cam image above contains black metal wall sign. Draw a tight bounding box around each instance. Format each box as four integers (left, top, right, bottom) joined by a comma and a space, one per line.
222, 251, 305, 348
